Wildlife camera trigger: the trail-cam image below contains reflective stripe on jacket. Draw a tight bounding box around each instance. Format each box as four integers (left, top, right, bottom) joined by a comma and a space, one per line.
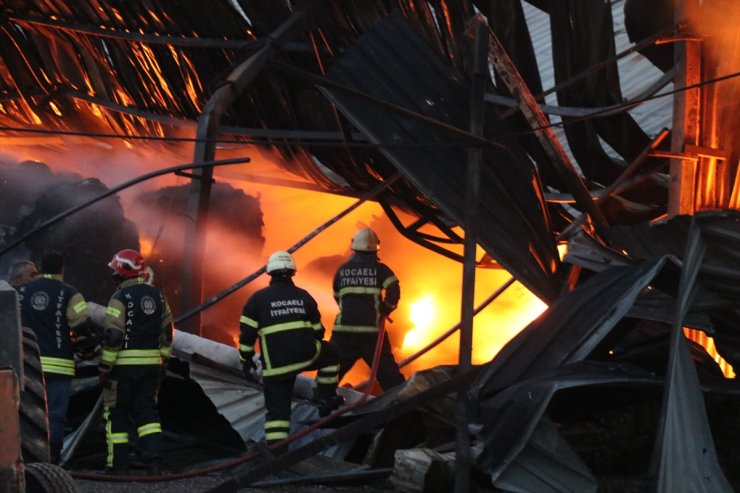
332, 253, 399, 334
19, 275, 88, 376
101, 277, 173, 367
239, 277, 323, 378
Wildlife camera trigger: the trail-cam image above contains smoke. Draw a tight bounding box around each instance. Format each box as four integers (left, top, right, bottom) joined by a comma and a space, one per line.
0, 159, 139, 304
1, 138, 547, 386
128, 183, 266, 345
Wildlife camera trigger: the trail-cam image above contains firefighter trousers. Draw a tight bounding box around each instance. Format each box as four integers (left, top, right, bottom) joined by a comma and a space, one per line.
103, 365, 163, 470
331, 332, 405, 391
262, 340, 340, 445
45, 375, 72, 463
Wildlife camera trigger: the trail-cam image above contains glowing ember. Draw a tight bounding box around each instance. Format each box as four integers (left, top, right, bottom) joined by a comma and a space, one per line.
685, 328, 736, 379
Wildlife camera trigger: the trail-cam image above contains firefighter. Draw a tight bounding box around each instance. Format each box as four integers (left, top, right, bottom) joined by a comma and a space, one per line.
239, 251, 342, 447
18, 251, 88, 463
99, 249, 173, 475
330, 228, 405, 391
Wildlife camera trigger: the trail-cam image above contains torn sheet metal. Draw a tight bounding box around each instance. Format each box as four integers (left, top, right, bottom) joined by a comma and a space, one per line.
469, 258, 665, 474
606, 212, 740, 303
491, 416, 597, 493
655, 221, 732, 493
606, 212, 740, 368
471, 257, 666, 400
321, 12, 562, 302
172, 330, 363, 457
473, 361, 662, 487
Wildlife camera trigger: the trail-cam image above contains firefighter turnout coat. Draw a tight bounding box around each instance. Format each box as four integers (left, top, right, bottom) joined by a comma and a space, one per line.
332, 253, 399, 334
100, 277, 173, 369
100, 276, 173, 470
239, 277, 324, 378
19, 274, 88, 376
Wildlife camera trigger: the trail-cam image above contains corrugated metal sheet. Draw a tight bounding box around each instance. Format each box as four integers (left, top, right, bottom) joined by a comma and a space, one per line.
522, 0, 673, 163
172, 329, 364, 457
322, 12, 563, 302
481, 361, 662, 491
605, 211, 740, 367
470, 258, 665, 469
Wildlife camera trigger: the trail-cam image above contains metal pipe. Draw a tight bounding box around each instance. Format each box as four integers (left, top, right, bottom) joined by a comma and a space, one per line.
500, 23, 680, 118
59, 394, 103, 466
250, 467, 393, 487
455, 19, 488, 493
181, 0, 320, 334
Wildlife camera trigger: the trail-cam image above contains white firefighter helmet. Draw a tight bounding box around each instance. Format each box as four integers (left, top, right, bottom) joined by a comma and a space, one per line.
266, 250, 296, 275
351, 227, 380, 252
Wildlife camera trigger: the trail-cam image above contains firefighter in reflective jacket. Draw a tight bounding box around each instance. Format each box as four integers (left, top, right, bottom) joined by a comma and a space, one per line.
99, 249, 173, 475
18, 251, 88, 463
239, 251, 342, 446
330, 228, 405, 390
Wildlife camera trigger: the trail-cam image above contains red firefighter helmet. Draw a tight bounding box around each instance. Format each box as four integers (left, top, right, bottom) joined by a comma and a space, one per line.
108, 249, 147, 278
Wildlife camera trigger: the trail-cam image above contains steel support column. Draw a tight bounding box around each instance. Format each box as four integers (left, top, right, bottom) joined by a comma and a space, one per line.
455, 18, 488, 493
180, 1, 319, 334
668, 0, 702, 216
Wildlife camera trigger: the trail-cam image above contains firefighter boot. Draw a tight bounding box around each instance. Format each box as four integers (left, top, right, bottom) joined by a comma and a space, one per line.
146, 458, 164, 476
317, 395, 345, 417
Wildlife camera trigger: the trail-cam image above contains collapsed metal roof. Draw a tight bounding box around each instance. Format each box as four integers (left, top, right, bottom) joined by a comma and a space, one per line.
3, 0, 740, 491
0, 0, 695, 288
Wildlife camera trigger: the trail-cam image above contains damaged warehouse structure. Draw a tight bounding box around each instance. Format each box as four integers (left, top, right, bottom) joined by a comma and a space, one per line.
1, 0, 740, 492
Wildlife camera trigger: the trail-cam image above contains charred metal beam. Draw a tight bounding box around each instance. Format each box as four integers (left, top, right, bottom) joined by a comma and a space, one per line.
8, 13, 260, 49
668, 0, 702, 216
486, 26, 609, 235
455, 18, 488, 493
181, 0, 320, 334
379, 199, 464, 263
209, 367, 481, 491
559, 128, 671, 240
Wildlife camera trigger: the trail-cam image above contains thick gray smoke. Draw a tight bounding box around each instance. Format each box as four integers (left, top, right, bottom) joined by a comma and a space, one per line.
0, 160, 138, 304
